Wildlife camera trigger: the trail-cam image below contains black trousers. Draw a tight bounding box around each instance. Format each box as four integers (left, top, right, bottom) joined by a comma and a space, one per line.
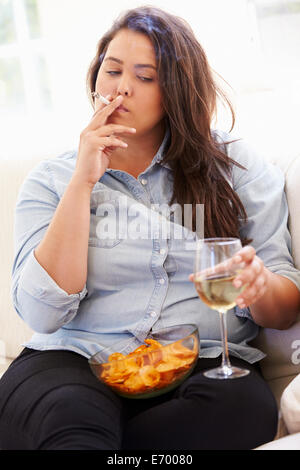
0, 347, 278, 450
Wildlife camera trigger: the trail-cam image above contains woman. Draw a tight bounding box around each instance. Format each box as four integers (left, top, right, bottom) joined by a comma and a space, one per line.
0, 6, 299, 450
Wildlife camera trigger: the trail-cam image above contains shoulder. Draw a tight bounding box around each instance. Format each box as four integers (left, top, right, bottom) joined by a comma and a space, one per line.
44, 149, 77, 175
24, 150, 78, 197
212, 128, 261, 168
25, 150, 77, 177
211, 128, 284, 189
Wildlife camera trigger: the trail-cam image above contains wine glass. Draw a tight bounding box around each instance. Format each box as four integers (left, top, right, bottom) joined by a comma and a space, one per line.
194, 237, 250, 379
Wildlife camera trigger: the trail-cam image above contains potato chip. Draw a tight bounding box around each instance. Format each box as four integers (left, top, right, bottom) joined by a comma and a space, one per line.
123, 356, 140, 374
127, 344, 148, 356
155, 362, 176, 383
144, 338, 162, 350
108, 352, 126, 362
99, 335, 198, 395
139, 365, 160, 387
123, 372, 146, 393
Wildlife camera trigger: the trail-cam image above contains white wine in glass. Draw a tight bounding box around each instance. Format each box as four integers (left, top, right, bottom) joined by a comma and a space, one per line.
194, 238, 250, 379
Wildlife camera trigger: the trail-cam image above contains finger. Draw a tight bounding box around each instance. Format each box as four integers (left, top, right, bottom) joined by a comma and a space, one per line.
192, 259, 242, 284
89, 95, 123, 130
99, 135, 128, 149
195, 258, 244, 281
238, 283, 258, 306
233, 256, 263, 288
94, 93, 112, 105
96, 124, 137, 137
92, 94, 112, 117
236, 288, 265, 309
232, 245, 256, 265
236, 274, 267, 307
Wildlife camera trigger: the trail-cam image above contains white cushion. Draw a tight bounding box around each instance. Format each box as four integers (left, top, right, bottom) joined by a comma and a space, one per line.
281, 374, 300, 434
255, 431, 300, 450
0, 159, 41, 361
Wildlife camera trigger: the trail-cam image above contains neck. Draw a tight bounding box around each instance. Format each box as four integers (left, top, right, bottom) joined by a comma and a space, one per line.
108, 121, 166, 178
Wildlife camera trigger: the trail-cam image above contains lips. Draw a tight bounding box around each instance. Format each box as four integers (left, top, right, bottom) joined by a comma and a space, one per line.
116, 104, 129, 112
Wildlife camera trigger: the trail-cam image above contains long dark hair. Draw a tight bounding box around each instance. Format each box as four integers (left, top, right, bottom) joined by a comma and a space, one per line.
86, 6, 250, 244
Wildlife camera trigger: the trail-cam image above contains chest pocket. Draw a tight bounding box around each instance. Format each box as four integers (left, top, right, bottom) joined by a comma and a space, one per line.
89, 193, 124, 249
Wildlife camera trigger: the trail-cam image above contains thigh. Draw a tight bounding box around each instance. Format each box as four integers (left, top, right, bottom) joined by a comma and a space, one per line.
123, 356, 278, 450
0, 348, 124, 450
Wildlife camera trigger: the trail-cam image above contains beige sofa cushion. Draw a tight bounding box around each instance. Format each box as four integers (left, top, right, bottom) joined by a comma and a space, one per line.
251, 318, 300, 404
286, 155, 300, 269
0, 158, 41, 360
250, 151, 300, 403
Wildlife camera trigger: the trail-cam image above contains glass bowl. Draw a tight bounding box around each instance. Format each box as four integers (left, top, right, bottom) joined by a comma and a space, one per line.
88, 324, 199, 399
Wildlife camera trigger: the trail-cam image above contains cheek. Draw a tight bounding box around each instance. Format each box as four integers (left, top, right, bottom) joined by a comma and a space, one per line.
139, 92, 165, 120
95, 70, 110, 94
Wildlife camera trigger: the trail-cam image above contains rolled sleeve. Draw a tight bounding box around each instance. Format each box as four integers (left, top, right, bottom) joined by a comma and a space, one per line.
13, 250, 87, 333
11, 159, 88, 334
20, 250, 88, 306
264, 263, 300, 292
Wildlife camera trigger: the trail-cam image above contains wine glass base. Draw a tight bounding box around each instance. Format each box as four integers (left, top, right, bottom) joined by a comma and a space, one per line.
203, 365, 250, 379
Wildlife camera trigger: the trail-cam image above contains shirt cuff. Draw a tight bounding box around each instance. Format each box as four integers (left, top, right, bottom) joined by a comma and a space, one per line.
18, 249, 88, 307
266, 264, 300, 292
234, 305, 253, 321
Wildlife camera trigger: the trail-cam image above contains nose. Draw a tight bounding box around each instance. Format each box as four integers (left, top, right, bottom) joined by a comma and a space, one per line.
116, 73, 133, 98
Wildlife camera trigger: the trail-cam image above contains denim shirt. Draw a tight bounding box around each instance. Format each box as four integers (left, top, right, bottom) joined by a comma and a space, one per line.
11, 129, 300, 363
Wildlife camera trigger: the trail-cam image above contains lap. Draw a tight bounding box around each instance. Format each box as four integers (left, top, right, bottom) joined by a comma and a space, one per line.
123, 356, 278, 450
0, 348, 278, 450
0, 348, 123, 449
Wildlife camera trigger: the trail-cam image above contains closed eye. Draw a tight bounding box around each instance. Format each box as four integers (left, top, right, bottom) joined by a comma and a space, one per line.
106, 71, 153, 82
138, 76, 153, 82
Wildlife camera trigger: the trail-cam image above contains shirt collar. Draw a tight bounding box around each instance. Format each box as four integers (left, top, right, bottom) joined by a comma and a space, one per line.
152, 125, 171, 169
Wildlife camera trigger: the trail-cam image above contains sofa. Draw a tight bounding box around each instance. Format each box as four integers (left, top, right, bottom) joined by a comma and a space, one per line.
1, 147, 300, 450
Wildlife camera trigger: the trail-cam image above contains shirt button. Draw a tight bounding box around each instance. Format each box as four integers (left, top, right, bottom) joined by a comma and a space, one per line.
149, 311, 157, 318
159, 248, 166, 255
159, 278, 165, 285
141, 178, 148, 185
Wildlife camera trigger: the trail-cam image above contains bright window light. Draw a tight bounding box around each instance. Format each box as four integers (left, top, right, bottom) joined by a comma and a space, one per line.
0, 0, 299, 162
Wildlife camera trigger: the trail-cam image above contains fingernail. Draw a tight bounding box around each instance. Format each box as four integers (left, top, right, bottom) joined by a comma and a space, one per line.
130, 128, 137, 132
234, 280, 242, 288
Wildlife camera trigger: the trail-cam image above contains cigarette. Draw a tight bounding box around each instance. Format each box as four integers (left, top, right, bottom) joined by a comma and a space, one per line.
91, 92, 110, 105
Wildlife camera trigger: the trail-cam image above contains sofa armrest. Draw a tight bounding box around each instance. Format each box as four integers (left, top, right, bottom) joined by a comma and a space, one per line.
251, 315, 300, 405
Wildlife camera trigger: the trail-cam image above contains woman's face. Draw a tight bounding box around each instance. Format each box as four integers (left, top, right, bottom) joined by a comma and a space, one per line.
95, 28, 165, 135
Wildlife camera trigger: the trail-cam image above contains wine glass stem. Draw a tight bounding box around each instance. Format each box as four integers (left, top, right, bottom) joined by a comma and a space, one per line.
219, 311, 232, 370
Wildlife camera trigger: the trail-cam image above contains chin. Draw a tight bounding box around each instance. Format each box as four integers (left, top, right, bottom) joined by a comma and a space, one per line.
107, 115, 130, 125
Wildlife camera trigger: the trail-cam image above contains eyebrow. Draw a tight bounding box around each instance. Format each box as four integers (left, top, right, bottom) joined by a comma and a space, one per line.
104, 56, 157, 70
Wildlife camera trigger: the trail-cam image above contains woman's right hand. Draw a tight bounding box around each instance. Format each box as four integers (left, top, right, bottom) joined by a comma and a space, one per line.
73, 94, 136, 189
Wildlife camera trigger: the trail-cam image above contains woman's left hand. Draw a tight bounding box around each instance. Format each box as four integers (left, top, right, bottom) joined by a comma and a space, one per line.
189, 245, 269, 309
229, 245, 269, 309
